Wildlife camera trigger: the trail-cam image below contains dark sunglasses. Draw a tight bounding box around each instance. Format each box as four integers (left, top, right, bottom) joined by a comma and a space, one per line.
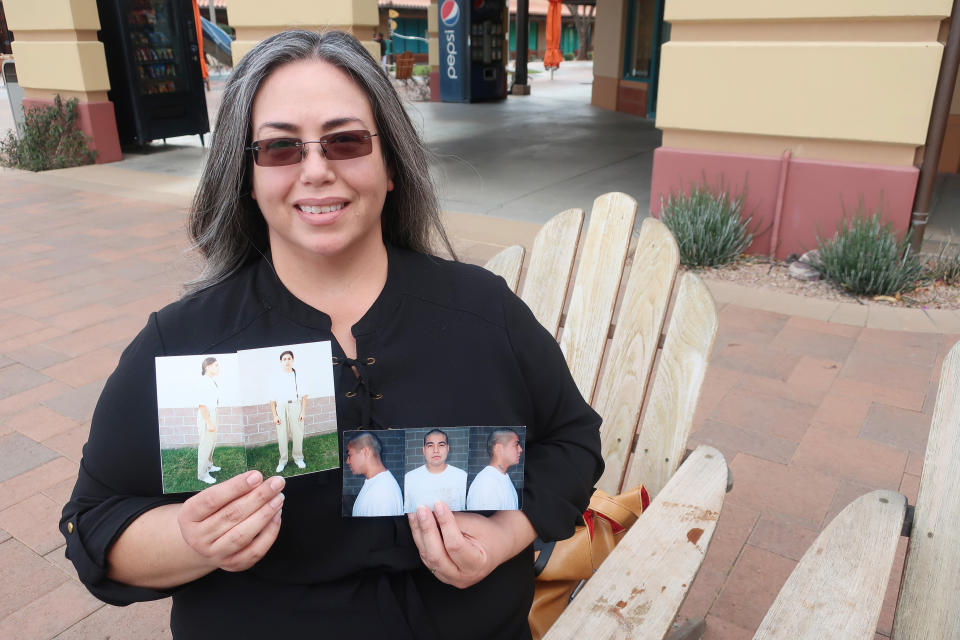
246, 130, 378, 167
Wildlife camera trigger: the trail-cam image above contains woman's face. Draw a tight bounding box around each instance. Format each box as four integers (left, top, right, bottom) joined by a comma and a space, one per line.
206, 360, 220, 377
250, 59, 393, 266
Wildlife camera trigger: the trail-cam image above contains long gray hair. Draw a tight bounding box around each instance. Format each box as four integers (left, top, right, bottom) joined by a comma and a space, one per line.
186, 30, 455, 293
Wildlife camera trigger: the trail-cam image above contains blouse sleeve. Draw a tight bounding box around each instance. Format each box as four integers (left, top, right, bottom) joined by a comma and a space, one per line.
502, 285, 604, 543
60, 313, 184, 605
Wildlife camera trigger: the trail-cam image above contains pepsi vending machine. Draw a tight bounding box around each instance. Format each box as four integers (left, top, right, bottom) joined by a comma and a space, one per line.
438, 0, 507, 103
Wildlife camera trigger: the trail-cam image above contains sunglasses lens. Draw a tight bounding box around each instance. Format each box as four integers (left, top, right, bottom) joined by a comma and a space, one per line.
257, 138, 301, 167
323, 131, 373, 160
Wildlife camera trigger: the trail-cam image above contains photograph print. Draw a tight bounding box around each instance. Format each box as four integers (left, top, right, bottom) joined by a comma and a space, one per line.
341, 426, 526, 517
155, 340, 339, 493
238, 341, 339, 479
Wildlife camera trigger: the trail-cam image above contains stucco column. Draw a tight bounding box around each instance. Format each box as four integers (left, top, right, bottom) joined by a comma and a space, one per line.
5, 0, 121, 163
650, 0, 952, 259
228, 0, 380, 66
428, 0, 440, 101
590, 0, 626, 111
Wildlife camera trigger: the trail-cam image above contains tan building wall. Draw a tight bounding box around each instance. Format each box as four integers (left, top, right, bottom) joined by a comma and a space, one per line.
648, 0, 953, 260
591, 0, 627, 111
229, 0, 380, 65
5, 0, 121, 162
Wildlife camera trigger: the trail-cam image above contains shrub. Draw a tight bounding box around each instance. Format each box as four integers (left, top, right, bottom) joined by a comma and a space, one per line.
563, 52, 575, 61
816, 200, 923, 296
659, 177, 755, 267
412, 64, 431, 77
925, 238, 960, 285
0, 95, 97, 172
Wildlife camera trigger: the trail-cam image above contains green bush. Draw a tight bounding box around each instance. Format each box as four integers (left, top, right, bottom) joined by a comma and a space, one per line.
412, 64, 431, 77
0, 95, 97, 172
563, 52, 575, 61
925, 238, 960, 285
659, 177, 755, 267
816, 201, 923, 296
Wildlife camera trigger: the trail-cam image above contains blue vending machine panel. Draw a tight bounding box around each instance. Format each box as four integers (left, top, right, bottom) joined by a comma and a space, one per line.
438, 0, 470, 102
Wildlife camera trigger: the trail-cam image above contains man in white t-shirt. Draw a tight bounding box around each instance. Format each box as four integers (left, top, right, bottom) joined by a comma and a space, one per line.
270, 350, 308, 473
403, 429, 467, 513
346, 432, 403, 517
466, 428, 523, 511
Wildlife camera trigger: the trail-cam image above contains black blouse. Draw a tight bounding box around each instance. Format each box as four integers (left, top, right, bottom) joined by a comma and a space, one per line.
61, 246, 603, 640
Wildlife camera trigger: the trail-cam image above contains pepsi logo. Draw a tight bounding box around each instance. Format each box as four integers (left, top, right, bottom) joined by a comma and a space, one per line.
441, 0, 460, 27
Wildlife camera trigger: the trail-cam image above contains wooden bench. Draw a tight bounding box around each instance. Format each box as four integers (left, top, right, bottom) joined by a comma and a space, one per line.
483, 192, 728, 640
752, 339, 960, 639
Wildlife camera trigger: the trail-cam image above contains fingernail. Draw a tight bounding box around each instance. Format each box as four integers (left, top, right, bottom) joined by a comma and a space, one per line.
435, 502, 447, 516
270, 477, 285, 491
271, 493, 285, 509
418, 508, 428, 522
247, 471, 262, 486
273, 509, 282, 522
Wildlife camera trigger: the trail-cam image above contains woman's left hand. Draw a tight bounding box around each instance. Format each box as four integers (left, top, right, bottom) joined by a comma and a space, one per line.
408, 502, 536, 589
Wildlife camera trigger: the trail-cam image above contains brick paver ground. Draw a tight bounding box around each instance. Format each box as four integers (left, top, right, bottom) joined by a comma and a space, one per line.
0, 164, 954, 639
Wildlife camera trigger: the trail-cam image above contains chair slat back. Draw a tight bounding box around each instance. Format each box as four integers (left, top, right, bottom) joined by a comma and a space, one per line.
558, 193, 637, 403
483, 245, 525, 293
891, 341, 960, 640
519, 208, 584, 338
544, 446, 727, 640
592, 217, 679, 494
622, 273, 718, 499
753, 491, 906, 640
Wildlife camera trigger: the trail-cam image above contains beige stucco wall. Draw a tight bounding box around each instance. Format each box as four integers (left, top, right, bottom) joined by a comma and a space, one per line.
590, 0, 627, 110
5, 0, 110, 97
657, 42, 942, 146
665, 0, 953, 21
654, 0, 952, 166
3, 0, 100, 31
229, 0, 380, 64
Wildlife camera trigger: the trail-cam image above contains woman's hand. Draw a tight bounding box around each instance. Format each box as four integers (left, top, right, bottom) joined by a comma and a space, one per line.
178, 470, 285, 573
407, 502, 536, 589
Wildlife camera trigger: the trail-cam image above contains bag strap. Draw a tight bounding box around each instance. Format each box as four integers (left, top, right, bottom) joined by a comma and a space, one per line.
588, 485, 648, 530
533, 538, 555, 577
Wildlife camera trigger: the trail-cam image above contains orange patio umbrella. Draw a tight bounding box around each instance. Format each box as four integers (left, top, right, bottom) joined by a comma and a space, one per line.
191, 0, 209, 86
544, 0, 563, 69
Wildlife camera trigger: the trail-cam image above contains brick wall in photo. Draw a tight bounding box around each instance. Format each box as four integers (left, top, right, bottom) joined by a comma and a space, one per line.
158, 405, 245, 450
157, 396, 336, 450
244, 396, 337, 447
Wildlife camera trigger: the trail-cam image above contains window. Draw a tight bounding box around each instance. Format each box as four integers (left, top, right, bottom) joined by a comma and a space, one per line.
624, 0, 657, 80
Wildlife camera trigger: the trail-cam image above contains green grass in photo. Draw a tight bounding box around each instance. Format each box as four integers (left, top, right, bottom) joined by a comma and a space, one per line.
245, 432, 340, 479
160, 446, 247, 493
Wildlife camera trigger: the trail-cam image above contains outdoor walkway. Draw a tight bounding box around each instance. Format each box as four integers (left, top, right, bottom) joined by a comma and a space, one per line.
0, 62, 958, 639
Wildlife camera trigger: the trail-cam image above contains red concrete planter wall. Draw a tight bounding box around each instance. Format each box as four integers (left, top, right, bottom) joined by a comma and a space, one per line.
650, 147, 919, 260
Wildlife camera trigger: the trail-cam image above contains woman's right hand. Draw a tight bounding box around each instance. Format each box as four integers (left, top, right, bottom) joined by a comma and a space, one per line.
177, 470, 285, 572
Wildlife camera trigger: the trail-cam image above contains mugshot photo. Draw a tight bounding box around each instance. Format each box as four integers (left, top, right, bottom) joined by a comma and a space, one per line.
238, 341, 338, 479
155, 352, 243, 493
402, 427, 469, 513
466, 426, 526, 511
342, 430, 406, 517
341, 426, 527, 516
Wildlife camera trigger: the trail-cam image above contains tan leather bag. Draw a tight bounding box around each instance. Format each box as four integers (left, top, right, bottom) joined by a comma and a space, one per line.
529, 485, 650, 639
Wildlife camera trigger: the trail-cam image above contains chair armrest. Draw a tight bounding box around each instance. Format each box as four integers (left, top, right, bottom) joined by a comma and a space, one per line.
753, 490, 905, 640
545, 446, 727, 640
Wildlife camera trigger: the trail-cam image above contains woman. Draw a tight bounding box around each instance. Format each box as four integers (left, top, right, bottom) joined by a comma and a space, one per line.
196, 356, 221, 484
61, 30, 602, 639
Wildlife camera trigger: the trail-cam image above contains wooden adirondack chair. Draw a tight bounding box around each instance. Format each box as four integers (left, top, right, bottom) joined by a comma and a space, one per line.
752, 340, 960, 640
482, 192, 727, 640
